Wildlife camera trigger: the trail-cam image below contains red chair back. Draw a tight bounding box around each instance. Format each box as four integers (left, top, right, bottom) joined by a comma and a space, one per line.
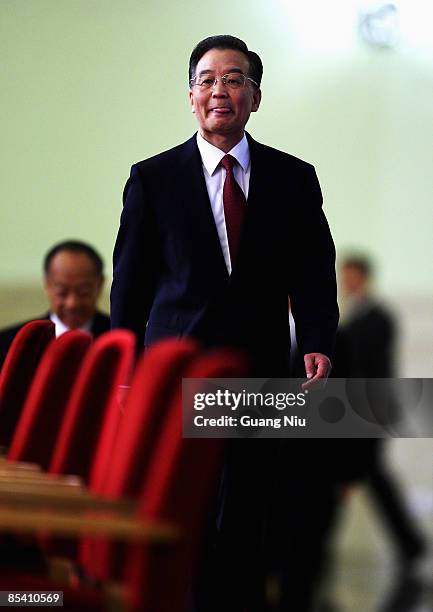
125, 348, 249, 612
80, 337, 199, 581
49, 330, 135, 482
7, 330, 91, 467
0, 320, 55, 447
93, 337, 199, 497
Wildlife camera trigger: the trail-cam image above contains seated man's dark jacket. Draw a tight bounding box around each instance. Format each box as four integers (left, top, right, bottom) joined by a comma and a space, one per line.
0, 311, 110, 370
111, 133, 339, 375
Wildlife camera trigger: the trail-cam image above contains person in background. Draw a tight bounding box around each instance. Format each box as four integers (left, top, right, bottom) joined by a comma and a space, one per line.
337, 256, 394, 377
0, 240, 110, 369
335, 255, 426, 566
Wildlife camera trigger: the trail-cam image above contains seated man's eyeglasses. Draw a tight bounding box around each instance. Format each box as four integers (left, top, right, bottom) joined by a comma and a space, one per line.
189, 72, 259, 90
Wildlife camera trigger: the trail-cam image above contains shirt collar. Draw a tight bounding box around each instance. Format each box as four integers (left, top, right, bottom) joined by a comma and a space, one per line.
49, 312, 93, 338
196, 132, 250, 176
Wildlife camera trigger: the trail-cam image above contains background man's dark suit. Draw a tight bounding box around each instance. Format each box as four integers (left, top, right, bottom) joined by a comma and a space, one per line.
336, 301, 394, 377
335, 297, 426, 564
111, 133, 338, 374
0, 311, 110, 370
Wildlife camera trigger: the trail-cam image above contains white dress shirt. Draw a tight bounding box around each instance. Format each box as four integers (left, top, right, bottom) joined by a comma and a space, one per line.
49, 312, 92, 338
196, 132, 250, 274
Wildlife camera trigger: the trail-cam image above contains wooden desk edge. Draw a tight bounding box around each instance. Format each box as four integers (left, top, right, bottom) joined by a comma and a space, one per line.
0, 506, 179, 542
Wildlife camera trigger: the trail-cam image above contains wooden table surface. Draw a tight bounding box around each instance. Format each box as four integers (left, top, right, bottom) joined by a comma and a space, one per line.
0, 457, 41, 471
0, 480, 136, 512
0, 504, 178, 542
0, 459, 178, 543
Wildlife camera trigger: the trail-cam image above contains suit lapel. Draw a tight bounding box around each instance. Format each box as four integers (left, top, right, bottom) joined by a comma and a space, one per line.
245, 133, 270, 219
179, 135, 229, 281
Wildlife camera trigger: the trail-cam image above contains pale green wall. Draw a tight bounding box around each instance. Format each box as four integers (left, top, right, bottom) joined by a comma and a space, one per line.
1, 0, 432, 302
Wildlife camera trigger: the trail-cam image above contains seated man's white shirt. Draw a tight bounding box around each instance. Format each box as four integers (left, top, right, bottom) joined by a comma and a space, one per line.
50, 312, 92, 337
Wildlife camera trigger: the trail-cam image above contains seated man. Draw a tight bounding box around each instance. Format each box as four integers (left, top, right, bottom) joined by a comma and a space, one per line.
0, 240, 109, 368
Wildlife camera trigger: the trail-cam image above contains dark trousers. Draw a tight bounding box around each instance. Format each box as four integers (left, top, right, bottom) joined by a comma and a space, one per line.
191, 440, 341, 612
267, 440, 340, 612
366, 441, 425, 560
191, 439, 280, 612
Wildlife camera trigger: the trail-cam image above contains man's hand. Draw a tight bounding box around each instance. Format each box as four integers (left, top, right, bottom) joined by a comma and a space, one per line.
302, 353, 332, 390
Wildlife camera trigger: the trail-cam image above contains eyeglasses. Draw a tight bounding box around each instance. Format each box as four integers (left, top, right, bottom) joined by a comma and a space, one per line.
189, 72, 259, 90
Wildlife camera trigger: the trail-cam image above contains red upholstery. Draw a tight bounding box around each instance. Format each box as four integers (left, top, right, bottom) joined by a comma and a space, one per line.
92, 338, 199, 497
0, 346, 249, 612
49, 330, 136, 483
80, 337, 199, 581
125, 348, 249, 612
7, 330, 91, 468
0, 320, 55, 447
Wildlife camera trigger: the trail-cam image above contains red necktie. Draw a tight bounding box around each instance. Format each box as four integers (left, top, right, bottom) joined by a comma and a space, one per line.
221, 154, 246, 265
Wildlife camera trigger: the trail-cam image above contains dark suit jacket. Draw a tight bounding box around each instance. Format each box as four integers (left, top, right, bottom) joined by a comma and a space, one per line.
335, 300, 395, 378
111, 133, 338, 375
0, 311, 110, 370
332, 300, 396, 480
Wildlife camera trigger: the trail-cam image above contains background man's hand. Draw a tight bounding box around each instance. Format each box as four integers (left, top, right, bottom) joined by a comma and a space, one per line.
302, 353, 332, 390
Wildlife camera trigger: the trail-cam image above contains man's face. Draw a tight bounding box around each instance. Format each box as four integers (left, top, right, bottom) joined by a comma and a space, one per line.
44, 250, 103, 329
341, 265, 368, 297
189, 48, 261, 147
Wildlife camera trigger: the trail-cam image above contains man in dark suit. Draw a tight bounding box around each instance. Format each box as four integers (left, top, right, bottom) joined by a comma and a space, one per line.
335, 256, 426, 565
111, 35, 338, 378
337, 256, 394, 377
111, 35, 339, 611
0, 240, 110, 369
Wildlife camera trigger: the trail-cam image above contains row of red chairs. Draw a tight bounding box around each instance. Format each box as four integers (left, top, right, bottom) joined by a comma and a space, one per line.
0, 320, 248, 610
